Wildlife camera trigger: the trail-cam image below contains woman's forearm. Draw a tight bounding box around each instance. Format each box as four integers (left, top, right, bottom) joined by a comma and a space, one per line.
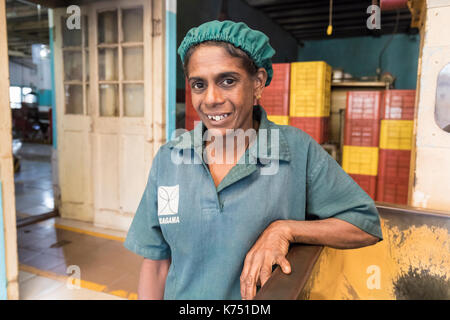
280, 218, 380, 249
137, 258, 171, 300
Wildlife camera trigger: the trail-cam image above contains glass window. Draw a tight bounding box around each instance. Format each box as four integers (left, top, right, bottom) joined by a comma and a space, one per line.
98, 48, 118, 81
124, 84, 144, 117
122, 7, 143, 43
98, 10, 118, 44
61, 16, 82, 47
123, 47, 143, 80
435, 63, 450, 133
62, 14, 89, 116
65, 85, 83, 114
63, 50, 83, 81
100, 84, 119, 116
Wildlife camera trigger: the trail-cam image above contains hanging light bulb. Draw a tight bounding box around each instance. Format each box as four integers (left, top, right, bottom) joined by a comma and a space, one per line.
327, 0, 333, 36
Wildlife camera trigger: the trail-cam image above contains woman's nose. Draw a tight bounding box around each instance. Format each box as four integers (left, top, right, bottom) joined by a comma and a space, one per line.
204, 85, 224, 107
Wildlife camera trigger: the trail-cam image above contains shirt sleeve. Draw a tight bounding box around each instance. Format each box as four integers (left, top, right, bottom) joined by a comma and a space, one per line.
124, 149, 171, 260
305, 140, 383, 241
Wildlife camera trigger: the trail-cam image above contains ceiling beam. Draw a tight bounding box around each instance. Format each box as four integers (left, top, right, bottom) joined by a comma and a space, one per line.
7, 18, 48, 31
283, 14, 411, 32
18, 0, 71, 8
292, 24, 415, 38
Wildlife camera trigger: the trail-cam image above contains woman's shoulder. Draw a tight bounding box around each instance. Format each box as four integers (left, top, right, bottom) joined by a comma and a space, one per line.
271, 122, 316, 149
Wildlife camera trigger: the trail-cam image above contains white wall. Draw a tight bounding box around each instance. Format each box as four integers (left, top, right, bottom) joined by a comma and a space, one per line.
412, 1, 450, 211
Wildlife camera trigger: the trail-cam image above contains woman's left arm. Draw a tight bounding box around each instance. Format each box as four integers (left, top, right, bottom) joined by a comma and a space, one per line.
239, 218, 379, 300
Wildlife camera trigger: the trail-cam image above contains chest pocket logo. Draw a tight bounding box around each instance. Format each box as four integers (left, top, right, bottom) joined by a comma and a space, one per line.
158, 185, 179, 216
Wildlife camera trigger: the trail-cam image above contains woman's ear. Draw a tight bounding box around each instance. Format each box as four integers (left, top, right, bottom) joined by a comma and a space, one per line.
253, 68, 268, 99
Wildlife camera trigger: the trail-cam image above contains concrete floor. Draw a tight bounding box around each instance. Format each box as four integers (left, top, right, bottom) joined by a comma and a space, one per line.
14, 143, 142, 300
17, 218, 141, 299
14, 142, 54, 218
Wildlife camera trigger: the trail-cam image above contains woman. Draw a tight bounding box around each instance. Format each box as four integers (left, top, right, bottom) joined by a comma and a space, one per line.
124, 20, 383, 300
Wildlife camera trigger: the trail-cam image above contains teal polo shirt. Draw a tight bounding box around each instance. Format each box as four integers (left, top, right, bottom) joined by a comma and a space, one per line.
124, 105, 383, 300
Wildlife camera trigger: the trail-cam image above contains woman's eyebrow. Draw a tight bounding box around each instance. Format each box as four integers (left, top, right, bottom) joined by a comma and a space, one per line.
217, 72, 241, 79
188, 72, 241, 82
188, 76, 204, 82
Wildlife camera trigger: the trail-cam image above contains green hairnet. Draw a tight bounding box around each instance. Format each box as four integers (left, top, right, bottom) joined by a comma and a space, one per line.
178, 20, 275, 86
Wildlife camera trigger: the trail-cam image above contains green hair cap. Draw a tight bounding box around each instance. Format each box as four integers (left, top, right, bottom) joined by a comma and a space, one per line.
178, 20, 275, 86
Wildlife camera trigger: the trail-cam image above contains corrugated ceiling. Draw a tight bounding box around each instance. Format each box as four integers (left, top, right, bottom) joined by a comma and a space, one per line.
245, 0, 417, 41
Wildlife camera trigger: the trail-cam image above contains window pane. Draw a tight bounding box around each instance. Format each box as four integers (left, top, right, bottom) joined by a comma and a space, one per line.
98, 10, 118, 44
124, 84, 144, 117
122, 7, 143, 42
65, 85, 83, 114
62, 16, 81, 47
98, 48, 118, 81
123, 46, 143, 80
435, 63, 450, 133
99, 84, 118, 117
83, 15, 89, 46
64, 50, 82, 81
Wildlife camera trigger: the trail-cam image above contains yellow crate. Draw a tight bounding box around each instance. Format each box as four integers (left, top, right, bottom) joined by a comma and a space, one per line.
268, 115, 289, 125
379, 120, 414, 150
290, 61, 332, 91
289, 89, 330, 117
342, 145, 379, 176
289, 62, 331, 117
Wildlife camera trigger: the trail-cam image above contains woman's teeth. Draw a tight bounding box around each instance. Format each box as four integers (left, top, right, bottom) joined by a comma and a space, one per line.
207, 113, 230, 121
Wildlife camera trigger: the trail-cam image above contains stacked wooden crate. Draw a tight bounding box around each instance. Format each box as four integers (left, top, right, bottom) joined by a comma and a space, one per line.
342, 91, 383, 199
288, 61, 331, 144
262, 63, 290, 125
377, 90, 416, 204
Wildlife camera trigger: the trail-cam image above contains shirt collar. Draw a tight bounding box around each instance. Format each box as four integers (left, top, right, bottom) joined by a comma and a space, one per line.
168, 105, 291, 162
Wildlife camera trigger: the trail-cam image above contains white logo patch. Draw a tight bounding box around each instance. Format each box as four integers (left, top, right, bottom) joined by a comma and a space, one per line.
158, 185, 179, 216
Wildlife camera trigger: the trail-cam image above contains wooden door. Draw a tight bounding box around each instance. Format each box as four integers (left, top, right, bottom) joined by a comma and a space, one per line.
55, 0, 164, 230
90, 0, 157, 230
54, 7, 93, 221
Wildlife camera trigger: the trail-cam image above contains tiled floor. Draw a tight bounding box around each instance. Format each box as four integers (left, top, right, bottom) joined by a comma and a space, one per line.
13, 143, 142, 299
17, 218, 142, 299
15, 143, 54, 218
19, 271, 126, 300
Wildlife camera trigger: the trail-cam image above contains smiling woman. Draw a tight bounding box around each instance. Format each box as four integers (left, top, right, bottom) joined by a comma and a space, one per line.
124, 20, 383, 301
185, 44, 265, 136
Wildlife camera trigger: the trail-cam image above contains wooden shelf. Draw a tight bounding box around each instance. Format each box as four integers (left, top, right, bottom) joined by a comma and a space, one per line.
331, 81, 389, 88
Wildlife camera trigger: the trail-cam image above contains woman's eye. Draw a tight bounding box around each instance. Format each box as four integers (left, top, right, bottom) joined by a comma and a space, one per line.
192, 82, 204, 90
222, 78, 235, 86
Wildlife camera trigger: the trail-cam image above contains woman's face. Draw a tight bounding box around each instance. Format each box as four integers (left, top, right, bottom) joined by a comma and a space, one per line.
186, 45, 266, 136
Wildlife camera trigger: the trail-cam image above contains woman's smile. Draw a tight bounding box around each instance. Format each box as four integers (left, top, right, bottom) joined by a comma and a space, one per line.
203, 111, 233, 126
